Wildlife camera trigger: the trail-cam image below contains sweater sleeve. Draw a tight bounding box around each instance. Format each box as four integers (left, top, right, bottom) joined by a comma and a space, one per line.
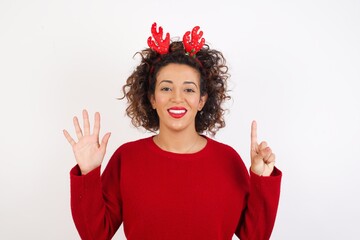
235, 167, 282, 240
70, 151, 123, 240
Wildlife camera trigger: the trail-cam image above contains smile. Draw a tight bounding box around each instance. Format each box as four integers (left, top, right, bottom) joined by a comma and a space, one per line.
168, 107, 187, 118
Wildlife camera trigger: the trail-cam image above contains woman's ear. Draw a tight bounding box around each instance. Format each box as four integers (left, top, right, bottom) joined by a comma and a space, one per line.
149, 94, 156, 109
198, 93, 208, 111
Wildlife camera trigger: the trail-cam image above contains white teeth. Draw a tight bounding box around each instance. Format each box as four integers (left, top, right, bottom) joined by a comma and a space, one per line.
169, 109, 186, 114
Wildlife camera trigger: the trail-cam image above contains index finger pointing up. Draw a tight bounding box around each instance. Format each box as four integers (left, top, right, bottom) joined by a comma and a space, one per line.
251, 120, 258, 151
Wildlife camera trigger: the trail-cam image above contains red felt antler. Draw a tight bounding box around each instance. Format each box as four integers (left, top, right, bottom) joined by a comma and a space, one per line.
183, 26, 205, 57
147, 22, 170, 54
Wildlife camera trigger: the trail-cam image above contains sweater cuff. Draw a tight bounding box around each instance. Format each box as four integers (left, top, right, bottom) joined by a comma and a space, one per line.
70, 165, 101, 177
250, 167, 282, 188
70, 165, 102, 201
249, 167, 282, 192
250, 167, 282, 178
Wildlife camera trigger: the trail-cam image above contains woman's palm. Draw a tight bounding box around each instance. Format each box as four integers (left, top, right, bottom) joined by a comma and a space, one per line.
63, 109, 111, 175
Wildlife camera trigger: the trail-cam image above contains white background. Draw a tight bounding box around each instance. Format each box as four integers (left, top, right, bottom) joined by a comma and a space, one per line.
1, 0, 359, 239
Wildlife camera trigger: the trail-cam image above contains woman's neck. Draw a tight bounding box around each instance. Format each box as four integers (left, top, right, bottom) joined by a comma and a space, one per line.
154, 129, 206, 154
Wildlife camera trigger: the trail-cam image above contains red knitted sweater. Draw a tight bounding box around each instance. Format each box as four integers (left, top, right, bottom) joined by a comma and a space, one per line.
70, 136, 281, 240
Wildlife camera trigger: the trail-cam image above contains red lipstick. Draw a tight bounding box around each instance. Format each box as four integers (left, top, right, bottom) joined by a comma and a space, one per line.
167, 107, 187, 118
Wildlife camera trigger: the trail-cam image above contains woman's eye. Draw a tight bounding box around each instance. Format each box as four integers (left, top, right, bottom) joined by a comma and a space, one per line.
160, 87, 171, 91
185, 88, 195, 93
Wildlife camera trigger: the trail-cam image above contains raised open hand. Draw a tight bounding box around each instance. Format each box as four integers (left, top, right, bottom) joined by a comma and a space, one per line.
250, 121, 275, 176
63, 109, 111, 175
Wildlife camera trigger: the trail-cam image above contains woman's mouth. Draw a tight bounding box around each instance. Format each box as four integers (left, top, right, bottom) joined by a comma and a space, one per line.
168, 107, 187, 118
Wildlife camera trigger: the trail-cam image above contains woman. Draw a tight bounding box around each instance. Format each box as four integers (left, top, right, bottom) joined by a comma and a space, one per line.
63, 23, 282, 240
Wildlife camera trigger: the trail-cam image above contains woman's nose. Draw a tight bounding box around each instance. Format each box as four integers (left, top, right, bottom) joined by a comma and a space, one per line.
171, 89, 184, 103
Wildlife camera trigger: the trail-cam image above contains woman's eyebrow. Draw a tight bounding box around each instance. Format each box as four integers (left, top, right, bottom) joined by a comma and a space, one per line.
158, 80, 198, 88
158, 80, 173, 85
183, 81, 198, 88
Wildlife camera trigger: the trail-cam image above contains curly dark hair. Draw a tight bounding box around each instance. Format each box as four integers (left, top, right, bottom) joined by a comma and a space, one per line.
121, 41, 230, 136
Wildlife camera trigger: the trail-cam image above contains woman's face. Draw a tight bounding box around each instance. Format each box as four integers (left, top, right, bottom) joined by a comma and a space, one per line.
150, 63, 207, 134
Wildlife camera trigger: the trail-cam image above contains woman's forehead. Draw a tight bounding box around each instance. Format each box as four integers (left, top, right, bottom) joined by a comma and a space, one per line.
156, 63, 200, 81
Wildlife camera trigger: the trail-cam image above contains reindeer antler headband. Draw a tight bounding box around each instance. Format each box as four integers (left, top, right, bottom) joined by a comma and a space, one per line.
147, 22, 205, 57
